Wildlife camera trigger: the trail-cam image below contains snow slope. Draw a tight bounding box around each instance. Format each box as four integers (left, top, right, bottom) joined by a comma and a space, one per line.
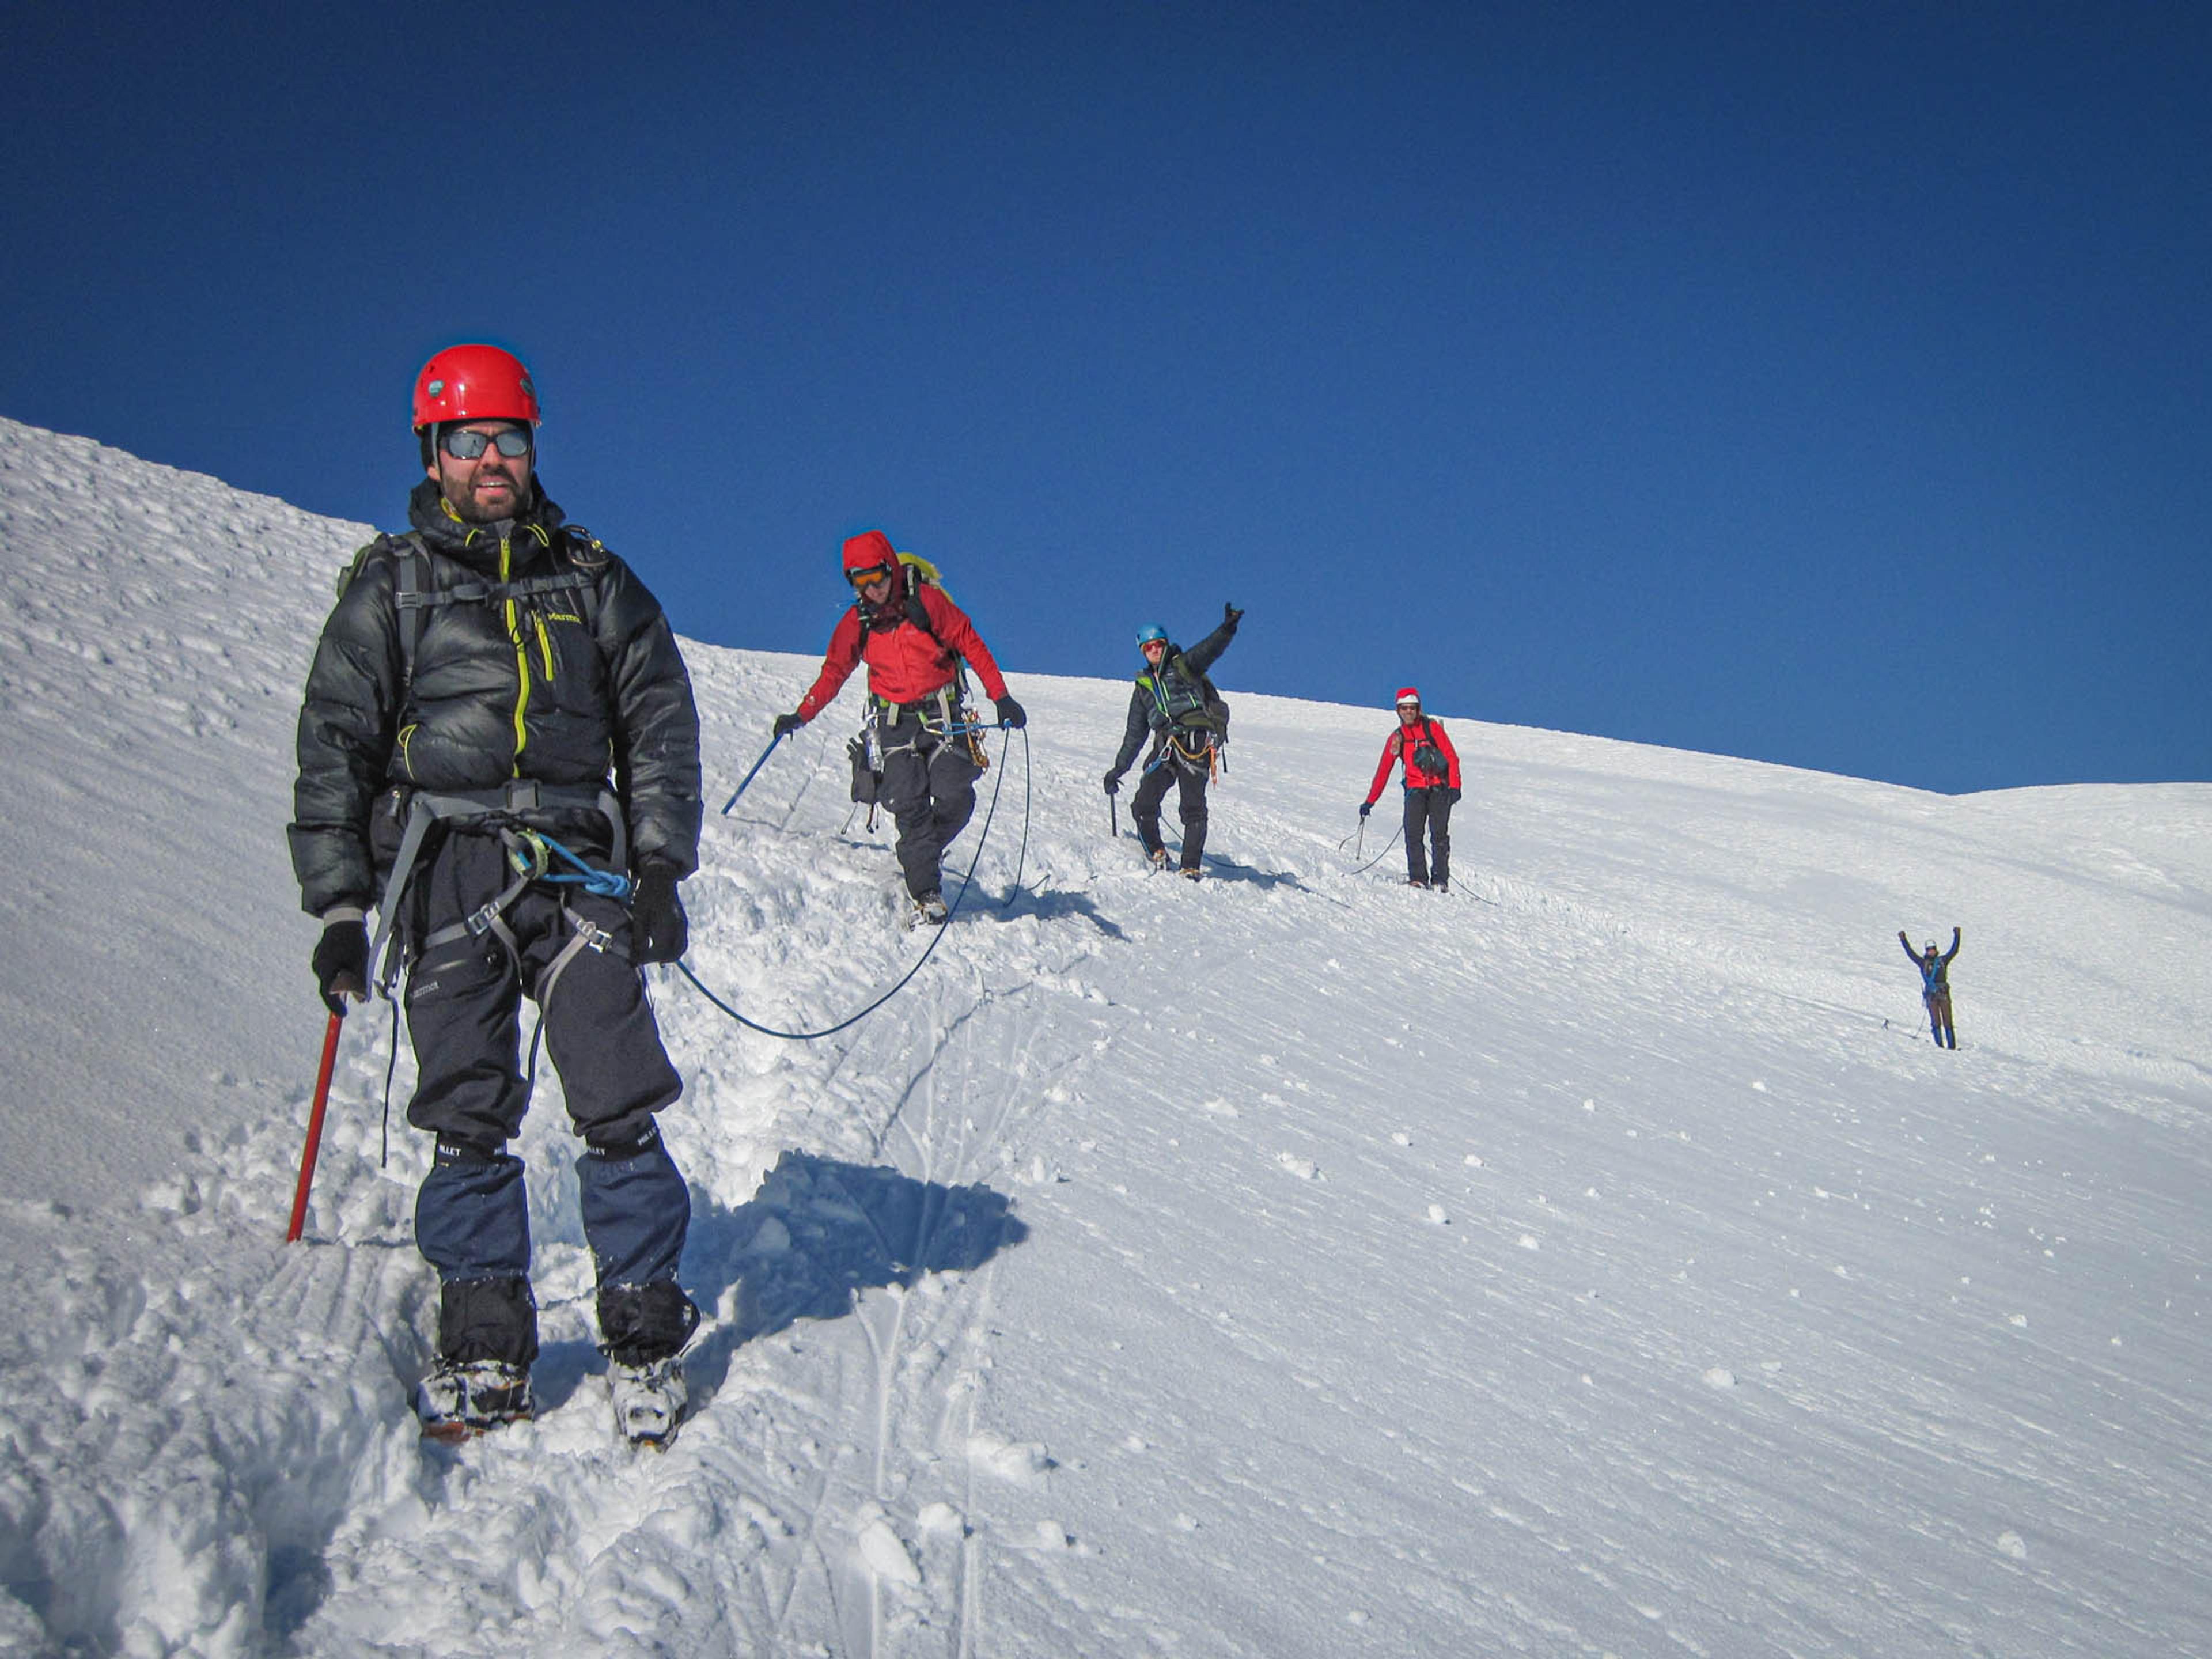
1, 414, 2207, 1656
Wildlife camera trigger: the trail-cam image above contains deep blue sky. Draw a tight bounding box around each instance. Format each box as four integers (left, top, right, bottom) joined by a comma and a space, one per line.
6, 2, 2206, 794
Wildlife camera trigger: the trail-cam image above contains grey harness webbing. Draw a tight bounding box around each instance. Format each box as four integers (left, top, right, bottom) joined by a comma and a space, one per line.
870, 684, 964, 756
368, 780, 627, 994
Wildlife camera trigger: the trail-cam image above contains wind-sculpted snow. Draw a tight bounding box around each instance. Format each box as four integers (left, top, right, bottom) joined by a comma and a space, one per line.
1, 415, 2208, 1654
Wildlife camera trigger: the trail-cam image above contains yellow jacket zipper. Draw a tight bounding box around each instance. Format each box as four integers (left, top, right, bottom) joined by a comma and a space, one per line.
501, 535, 529, 772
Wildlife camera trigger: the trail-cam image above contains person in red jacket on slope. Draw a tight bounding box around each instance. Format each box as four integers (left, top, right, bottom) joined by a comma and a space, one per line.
1359, 687, 1463, 889
773, 530, 1025, 924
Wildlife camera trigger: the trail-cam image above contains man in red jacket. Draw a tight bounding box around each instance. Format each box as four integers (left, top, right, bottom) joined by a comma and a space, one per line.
774, 531, 1025, 923
1359, 687, 1463, 889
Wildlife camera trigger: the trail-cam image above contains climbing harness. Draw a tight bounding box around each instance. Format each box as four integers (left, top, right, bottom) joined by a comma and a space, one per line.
1142, 728, 1221, 781
358, 779, 631, 1161
368, 781, 628, 990
870, 685, 995, 773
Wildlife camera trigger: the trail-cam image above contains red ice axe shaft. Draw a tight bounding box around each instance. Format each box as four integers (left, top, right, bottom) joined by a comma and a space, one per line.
285, 1010, 344, 1243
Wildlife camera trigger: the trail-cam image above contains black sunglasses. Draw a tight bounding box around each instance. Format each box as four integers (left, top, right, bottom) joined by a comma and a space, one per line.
441, 427, 533, 460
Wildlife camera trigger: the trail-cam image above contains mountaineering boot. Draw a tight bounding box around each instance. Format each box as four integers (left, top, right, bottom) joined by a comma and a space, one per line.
1407, 878, 1429, 889
1180, 867, 1202, 882
909, 890, 949, 927
1146, 846, 1169, 869
416, 1358, 533, 1441
1434, 878, 1448, 893
609, 1355, 688, 1448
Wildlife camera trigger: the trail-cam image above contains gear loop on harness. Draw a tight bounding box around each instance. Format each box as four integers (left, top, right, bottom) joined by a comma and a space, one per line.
1143, 728, 1219, 781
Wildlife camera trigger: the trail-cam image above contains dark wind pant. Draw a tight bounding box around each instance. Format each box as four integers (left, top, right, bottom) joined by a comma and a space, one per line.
1132, 755, 1210, 872
404, 831, 695, 1367
1924, 987, 1956, 1048
1402, 786, 1453, 886
880, 713, 983, 899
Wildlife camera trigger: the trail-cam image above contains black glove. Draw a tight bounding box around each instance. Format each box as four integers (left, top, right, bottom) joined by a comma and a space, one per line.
1224, 603, 1244, 628
629, 864, 689, 965
1358, 802, 1372, 819
1104, 771, 1122, 794
772, 711, 805, 739
313, 919, 369, 1016
1447, 786, 1461, 805
994, 695, 1027, 730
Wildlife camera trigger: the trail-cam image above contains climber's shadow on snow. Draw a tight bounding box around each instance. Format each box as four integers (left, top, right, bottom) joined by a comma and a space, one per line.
1198, 854, 1309, 892
679, 1149, 1031, 1402
976, 882, 1125, 937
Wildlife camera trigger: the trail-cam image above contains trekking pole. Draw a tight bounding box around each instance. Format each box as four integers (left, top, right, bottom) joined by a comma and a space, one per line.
719, 732, 785, 816
285, 1010, 345, 1243
1107, 789, 1118, 838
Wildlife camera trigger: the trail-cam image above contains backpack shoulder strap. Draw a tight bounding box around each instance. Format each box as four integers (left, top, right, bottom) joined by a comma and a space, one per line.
895, 562, 963, 675
551, 525, 607, 633
363, 531, 433, 719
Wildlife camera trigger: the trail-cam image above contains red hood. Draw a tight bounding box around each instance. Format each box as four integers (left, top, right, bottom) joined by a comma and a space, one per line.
843, 529, 897, 575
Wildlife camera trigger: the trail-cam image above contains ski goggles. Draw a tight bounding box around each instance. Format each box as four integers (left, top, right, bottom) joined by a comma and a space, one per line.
440, 426, 534, 460
1140, 637, 1168, 654
847, 563, 895, 589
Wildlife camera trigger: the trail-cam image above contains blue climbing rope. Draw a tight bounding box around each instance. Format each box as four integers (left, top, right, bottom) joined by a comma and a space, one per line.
676, 722, 1027, 1041
515, 829, 633, 899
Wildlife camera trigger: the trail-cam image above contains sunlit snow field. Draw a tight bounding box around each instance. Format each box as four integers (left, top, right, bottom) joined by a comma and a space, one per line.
1, 417, 2205, 1656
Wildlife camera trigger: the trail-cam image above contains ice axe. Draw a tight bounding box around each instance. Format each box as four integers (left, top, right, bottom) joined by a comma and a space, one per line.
285, 1010, 345, 1243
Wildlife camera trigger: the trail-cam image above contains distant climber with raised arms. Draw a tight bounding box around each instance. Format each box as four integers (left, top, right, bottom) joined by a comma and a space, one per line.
1900, 926, 1962, 1048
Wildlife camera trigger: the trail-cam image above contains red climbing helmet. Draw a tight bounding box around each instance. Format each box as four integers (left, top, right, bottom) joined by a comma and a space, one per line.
411, 344, 541, 431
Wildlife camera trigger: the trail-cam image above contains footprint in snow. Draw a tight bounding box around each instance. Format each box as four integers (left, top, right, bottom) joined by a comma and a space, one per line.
968, 1431, 1052, 1483
857, 1507, 921, 1586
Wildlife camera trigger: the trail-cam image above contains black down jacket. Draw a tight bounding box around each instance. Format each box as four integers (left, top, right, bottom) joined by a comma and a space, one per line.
289, 480, 702, 916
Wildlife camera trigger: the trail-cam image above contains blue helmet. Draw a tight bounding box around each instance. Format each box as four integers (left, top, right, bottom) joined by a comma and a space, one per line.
1135, 623, 1168, 649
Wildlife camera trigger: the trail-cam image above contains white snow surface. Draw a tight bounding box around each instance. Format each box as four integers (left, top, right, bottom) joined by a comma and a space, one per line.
1, 414, 2207, 1656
